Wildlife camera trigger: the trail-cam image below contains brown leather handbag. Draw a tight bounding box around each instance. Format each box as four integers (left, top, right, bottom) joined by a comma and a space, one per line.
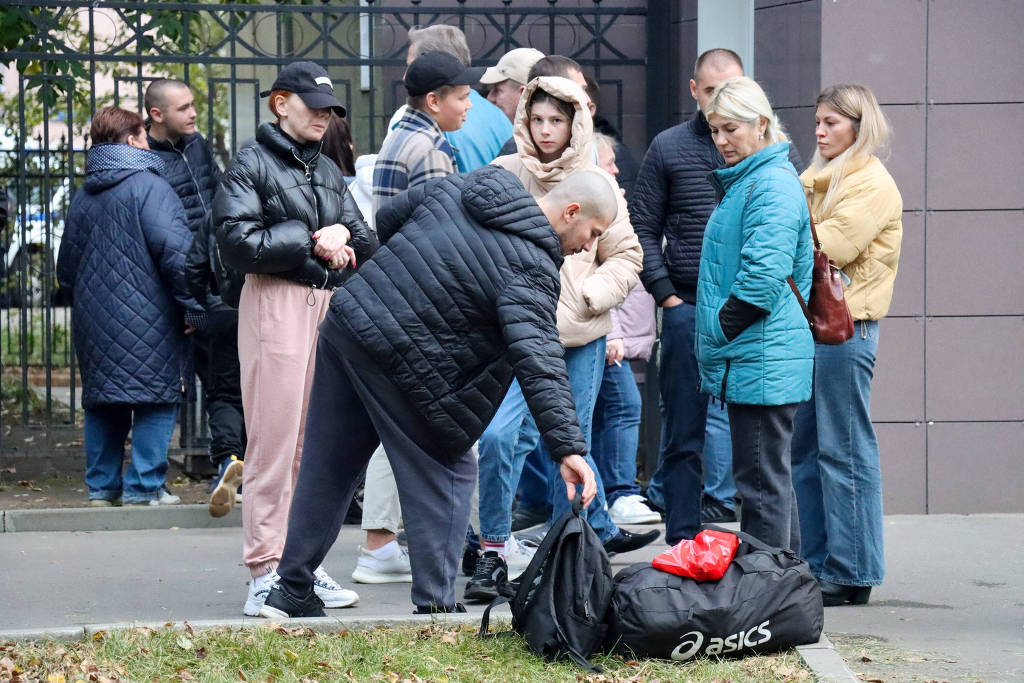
787, 200, 854, 345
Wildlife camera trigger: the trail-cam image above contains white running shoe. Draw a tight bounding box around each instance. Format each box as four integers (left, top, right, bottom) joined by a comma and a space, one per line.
351, 543, 413, 584
608, 494, 662, 525
313, 566, 360, 608
505, 535, 537, 581
127, 488, 181, 506
244, 569, 279, 616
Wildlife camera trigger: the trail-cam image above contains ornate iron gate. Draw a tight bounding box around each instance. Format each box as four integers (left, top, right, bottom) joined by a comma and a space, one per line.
0, 0, 665, 468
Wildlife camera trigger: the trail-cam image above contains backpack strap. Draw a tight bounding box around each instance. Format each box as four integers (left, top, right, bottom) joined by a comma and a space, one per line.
478, 595, 513, 639
701, 523, 776, 553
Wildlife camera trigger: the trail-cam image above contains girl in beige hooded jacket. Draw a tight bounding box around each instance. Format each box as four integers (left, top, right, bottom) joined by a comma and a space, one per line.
492, 76, 643, 347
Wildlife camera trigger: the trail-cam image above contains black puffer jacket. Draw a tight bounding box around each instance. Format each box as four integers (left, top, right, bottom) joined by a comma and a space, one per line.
147, 131, 220, 234
630, 111, 803, 304
329, 165, 587, 461
213, 123, 377, 289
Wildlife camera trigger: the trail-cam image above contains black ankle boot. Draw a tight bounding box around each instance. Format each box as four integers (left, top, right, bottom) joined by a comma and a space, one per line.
818, 579, 872, 606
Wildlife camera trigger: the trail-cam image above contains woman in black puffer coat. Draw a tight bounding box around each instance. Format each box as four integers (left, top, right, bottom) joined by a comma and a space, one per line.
58, 106, 205, 507
213, 61, 377, 615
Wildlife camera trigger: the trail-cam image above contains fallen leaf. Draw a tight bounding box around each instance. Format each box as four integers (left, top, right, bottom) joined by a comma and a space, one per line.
91, 631, 105, 641
237, 668, 247, 681
3, 467, 15, 474
184, 621, 194, 636
177, 635, 193, 651
195, 647, 207, 660
283, 649, 298, 661
178, 670, 194, 680
1, 657, 16, 673
48, 675, 66, 683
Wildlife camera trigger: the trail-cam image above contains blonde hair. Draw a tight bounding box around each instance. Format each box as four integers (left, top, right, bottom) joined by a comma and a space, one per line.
703, 76, 788, 144
810, 84, 891, 214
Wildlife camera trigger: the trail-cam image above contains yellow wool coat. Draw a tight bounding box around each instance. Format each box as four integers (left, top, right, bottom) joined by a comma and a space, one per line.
492, 76, 643, 348
800, 155, 903, 320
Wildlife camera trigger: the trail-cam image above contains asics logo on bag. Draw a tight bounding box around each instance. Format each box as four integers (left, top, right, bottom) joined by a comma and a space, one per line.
669, 620, 772, 661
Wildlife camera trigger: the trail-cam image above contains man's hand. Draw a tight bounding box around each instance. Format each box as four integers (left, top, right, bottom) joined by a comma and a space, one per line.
606, 338, 625, 366
312, 223, 351, 261
662, 294, 684, 308
559, 454, 597, 509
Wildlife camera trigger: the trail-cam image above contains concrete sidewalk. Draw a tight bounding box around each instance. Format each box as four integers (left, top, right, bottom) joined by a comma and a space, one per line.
0, 510, 1020, 682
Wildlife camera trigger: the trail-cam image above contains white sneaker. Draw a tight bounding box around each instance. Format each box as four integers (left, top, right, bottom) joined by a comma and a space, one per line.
608, 494, 662, 525
244, 569, 279, 616
128, 488, 181, 506
313, 566, 359, 608
351, 543, 413, 584
505, 535, 536, 581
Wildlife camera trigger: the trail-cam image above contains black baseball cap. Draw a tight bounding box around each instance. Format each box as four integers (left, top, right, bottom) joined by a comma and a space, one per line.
260, 61, 346, 117
404, 51, 485, 97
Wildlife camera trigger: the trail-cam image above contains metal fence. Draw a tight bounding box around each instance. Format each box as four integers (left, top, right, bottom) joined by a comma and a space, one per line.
0, 0, 662, 468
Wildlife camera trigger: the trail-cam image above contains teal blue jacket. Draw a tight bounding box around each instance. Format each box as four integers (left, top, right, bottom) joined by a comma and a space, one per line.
696, 142, 814, 406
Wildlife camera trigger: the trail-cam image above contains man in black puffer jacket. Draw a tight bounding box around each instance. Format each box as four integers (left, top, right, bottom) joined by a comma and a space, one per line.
260, 166, 616, 618
630, 50, 804, 545
146, 79, 246, 505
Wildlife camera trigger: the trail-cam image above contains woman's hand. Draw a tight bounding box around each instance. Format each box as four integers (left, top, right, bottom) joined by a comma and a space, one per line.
606, 338, 625, 366
313, 223, 351, 261
327, 245, 357, 270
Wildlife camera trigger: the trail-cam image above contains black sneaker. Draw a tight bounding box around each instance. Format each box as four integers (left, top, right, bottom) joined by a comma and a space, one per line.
258, 584, 326, 619
603, 528, 661, 556
463, 551, 507, 602
462, 546, 481, 577
414, 602, 468, 614
700, 497, 738, 524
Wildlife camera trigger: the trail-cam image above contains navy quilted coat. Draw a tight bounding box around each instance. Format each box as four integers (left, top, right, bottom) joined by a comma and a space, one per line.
57, 144, 203, 409
631, 111, 803, 304
696, 143, 814, 406
329, 165, 587, 460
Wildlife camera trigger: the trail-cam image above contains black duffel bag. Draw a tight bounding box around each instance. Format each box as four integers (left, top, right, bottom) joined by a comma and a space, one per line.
604, 527, 823, 661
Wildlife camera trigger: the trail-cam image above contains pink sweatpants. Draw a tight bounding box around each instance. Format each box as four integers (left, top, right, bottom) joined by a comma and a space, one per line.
237, 275, 333, 576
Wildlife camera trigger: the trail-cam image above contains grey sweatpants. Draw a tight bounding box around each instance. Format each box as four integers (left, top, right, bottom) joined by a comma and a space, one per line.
276, 319, 476, 610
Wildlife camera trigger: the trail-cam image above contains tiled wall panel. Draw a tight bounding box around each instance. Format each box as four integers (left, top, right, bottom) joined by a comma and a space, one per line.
927, 104, 1024, 211
872, 317, 925, 423
876, 423, 927, 515
820, 0, 926, 104
925, 211, 1024, 317
887, 211, 925, 318
754, 0, 821, 109
925, 317, 1024, 422
927, 422, 1024, 513
927, 0, 1024, 103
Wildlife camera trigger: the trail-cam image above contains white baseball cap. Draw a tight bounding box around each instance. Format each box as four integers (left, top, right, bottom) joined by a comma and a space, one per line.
479, 47, 546, 86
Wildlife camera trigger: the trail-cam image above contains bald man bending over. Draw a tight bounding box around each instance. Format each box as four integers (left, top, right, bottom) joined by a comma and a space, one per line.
261, 166, 616, 618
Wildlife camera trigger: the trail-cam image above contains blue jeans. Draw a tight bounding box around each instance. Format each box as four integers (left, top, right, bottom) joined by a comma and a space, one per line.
478, 337, 615, 543
703, 400, 736, 508
84, 403, 179, 504
648, 302, 704, 543
591, 359, 643, 505
792, 320, 884, 586
514, 446, 554, 514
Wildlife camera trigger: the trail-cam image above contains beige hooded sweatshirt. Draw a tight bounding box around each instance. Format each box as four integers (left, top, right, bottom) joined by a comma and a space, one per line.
492, 76, 643, 348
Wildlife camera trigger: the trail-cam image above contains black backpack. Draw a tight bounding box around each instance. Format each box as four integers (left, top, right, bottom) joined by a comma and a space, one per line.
479, 493, 614, 672
604, 526, 823, 661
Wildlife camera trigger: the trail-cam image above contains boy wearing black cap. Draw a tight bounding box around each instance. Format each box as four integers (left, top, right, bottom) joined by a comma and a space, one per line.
371, 51, 483, 218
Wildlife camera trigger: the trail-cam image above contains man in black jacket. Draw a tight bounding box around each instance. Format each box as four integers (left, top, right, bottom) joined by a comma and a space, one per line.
260, 166, 616, 618
146, 79, 246, 515
630, 50, 805, 545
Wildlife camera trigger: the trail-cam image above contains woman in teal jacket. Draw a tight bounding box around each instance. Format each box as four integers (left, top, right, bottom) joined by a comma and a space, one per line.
696, 77, 814, 551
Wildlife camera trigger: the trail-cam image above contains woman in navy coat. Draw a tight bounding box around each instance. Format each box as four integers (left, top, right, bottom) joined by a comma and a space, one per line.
57, 106, 204, 506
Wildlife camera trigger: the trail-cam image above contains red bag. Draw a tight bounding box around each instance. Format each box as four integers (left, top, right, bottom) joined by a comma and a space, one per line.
651, 529, 740, 581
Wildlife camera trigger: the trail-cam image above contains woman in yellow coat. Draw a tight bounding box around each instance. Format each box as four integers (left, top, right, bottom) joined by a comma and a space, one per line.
791, 84, 903, 607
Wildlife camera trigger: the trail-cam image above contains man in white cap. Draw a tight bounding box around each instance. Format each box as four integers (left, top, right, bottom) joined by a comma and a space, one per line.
480, 47, 545, 121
